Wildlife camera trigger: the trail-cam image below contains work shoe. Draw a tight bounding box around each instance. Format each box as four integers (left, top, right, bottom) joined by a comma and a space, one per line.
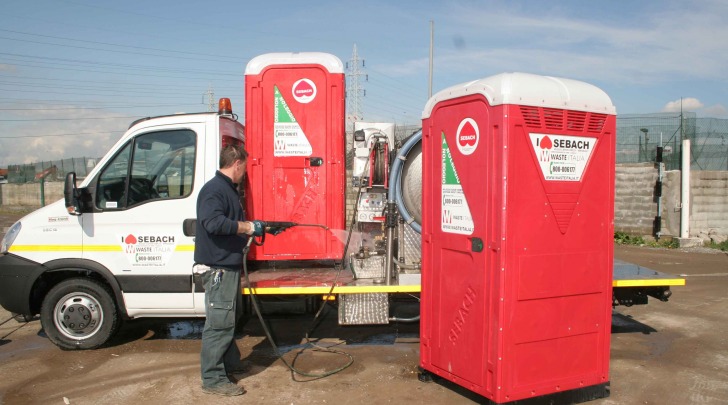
202, 382, 246, 396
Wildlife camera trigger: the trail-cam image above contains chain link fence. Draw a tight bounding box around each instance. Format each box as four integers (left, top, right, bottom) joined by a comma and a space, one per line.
6, 157, 101, 184
618, 113, 728, 171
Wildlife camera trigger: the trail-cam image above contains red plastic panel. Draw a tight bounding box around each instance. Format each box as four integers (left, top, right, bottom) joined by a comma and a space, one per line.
245, 57, 345, 261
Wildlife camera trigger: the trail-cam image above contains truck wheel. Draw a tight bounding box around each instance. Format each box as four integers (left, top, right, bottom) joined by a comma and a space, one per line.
40, 278, 120, 350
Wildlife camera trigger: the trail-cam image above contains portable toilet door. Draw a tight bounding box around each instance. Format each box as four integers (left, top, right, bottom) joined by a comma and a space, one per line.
244, 52, 346, 262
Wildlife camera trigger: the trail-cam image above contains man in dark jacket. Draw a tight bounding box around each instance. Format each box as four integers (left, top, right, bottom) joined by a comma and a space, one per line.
194, 145, 263, 397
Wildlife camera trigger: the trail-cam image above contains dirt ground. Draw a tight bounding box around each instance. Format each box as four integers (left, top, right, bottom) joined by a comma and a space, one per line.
1, 208, 727, 404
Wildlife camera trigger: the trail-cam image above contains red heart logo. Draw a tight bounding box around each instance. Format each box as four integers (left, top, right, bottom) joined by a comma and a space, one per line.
458, 122, 477, 146
124, 234, 137, 244
540, 136, 553, 149
294, 81, 314, 96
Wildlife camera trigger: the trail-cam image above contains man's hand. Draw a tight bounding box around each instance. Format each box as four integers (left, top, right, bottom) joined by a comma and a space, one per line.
246, 220, 264, 237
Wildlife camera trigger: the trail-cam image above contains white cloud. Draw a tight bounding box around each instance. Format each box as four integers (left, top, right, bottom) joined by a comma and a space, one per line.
0, 104, 127, 166
662, 98, 704, 113
701, 104, 728, 118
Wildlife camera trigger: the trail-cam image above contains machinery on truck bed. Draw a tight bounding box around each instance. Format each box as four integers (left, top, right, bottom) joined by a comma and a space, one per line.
0, 52, 683, 360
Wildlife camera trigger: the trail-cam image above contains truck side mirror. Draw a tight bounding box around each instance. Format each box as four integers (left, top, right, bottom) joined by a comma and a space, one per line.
64, 172, 80, 216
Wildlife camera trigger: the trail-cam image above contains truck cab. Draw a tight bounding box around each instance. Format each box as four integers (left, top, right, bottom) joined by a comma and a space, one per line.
0, 100, 244, 349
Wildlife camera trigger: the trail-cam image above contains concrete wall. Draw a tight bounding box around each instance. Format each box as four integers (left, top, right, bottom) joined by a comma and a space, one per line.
0, 182, 64, 207
614, 163, 659, 236
615, 163, 728, 243
690, 171, 728, 243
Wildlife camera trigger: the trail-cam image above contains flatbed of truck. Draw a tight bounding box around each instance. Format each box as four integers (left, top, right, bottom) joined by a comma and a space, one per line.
242, 260, 686, 295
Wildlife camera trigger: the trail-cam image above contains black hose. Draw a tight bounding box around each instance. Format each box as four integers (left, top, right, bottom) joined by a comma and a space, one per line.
242, 237, 354, 380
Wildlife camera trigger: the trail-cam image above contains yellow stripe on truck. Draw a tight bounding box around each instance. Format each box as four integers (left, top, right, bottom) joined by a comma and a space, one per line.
612, 278, 686, 287
243, 285, 423, 295
8, 245, 121, 252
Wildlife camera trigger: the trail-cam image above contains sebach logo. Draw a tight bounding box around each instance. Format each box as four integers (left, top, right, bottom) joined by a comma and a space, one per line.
292, 78, 317, 104
529, 133, 597, 182
456, 118, 479, 156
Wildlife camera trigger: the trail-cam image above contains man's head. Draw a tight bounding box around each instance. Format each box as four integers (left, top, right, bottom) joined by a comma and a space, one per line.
219, 145, 248, 184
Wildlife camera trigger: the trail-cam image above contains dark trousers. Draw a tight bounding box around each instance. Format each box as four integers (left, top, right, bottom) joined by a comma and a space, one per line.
200, 268, 243, 388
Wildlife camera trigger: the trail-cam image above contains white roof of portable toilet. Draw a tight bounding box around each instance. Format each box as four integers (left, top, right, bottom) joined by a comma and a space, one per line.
422, 72, 616, 119
245, 52, 344, 75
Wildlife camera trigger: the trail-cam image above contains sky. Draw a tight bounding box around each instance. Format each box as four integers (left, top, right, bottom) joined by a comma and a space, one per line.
1, 0, 728, 166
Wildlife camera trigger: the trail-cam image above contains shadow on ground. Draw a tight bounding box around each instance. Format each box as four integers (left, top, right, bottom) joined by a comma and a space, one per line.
611, 312, 657, 334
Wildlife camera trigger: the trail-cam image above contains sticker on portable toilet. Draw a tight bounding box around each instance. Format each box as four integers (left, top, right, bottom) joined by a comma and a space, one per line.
456, 118, 479, 156
274, 86, 312, 156
441, 133, 474, 235
291, 78, 317, 104
530, 133, 597, 181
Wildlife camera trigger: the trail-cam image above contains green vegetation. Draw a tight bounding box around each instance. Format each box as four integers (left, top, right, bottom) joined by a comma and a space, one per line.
651, 238, 680, 249
707, 239, 728, 252
613, 232, 679, 249
615, 231, 728, 251
614, 232, 646, 246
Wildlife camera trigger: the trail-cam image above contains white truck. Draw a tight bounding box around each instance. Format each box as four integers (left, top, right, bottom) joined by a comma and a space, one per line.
0, 99, 245, 349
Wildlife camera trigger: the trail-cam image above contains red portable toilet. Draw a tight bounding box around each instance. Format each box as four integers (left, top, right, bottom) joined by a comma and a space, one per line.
244, 52, 345, 262
420, 72, 616, 403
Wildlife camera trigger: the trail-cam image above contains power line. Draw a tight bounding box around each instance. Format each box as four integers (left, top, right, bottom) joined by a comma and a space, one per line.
0, 35, 243, 65
366, 67, 427, 100
0, 73, 216, 91
0, 82, 203, 96
0, 116, 141, 122
0, 131, 124, 139
0, 103, 200, 111
1, 59, 242, 83
0, 52, 239, 76
0, 87, 205, 99
0, 28, 245, 62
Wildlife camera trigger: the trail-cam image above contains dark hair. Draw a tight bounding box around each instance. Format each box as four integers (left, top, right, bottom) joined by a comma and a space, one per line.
219, 145, 248, 169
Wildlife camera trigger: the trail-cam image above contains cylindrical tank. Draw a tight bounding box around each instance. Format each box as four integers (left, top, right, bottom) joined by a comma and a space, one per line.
389, 131, 424, 233
400, 140, 422, 227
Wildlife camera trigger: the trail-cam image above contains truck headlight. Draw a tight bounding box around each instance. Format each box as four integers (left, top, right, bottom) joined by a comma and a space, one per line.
1, 221, 21, 254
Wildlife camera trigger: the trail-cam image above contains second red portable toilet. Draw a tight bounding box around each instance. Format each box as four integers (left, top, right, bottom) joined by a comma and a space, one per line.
420, 72, 616, 403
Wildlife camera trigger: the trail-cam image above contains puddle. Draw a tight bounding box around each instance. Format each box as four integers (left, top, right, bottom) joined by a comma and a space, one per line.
144, 319, 206, 339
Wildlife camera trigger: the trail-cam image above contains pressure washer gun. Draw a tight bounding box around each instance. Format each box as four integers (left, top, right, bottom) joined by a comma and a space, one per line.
249, 221, 329, 246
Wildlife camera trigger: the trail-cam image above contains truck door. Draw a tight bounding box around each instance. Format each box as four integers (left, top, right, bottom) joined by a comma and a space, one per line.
84, 124, 203, 313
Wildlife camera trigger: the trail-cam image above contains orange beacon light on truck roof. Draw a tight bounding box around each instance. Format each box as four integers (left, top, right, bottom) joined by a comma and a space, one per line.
218, 98, 232, 115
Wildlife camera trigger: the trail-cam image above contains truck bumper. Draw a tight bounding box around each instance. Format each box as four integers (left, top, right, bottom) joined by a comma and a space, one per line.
0, 253, 46, 316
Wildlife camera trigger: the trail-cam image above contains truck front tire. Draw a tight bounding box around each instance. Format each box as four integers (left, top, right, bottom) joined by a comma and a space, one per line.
40, 278, 120, 350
